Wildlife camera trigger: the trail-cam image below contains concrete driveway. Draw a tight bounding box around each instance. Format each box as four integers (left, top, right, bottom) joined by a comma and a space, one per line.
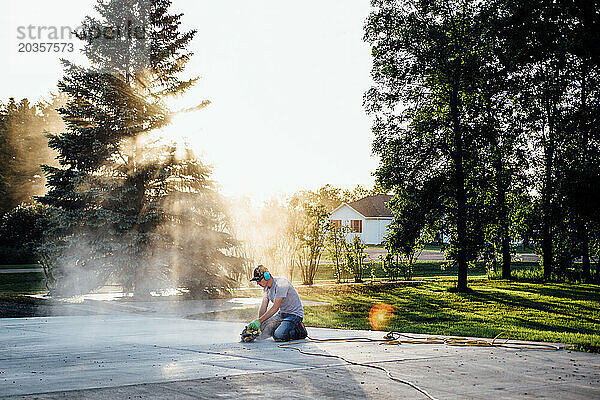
1, 315, 598, 399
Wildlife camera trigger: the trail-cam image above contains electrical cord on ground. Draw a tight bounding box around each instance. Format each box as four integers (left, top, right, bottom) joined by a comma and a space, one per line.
382, 331, 560, 351
278, 339, 440, 400
277, 331, 559, 400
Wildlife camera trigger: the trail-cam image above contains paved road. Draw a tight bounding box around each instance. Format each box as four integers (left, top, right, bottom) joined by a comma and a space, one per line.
365, 248, 541, 263
0, 315, 598, 399
0, 269, 43, 274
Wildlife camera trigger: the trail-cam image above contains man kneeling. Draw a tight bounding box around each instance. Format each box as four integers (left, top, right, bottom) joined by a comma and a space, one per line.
247, 265, 308, 341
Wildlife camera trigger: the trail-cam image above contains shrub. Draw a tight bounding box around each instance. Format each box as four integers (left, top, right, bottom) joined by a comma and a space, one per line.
0, 203, 52, 264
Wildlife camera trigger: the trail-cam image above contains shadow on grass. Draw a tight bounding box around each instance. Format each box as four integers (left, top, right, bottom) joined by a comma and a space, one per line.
466, 287, 600, 327
507, 283, 600, 302
503, 314, 598, 336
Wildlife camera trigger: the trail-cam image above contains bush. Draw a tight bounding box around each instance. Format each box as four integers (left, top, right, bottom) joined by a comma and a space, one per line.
488, 268, 544, 282
0, 203, 52, 264
0, 246, 36, 264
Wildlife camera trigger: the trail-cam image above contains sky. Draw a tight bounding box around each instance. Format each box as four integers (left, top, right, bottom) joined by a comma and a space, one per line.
1, 0, 378, 202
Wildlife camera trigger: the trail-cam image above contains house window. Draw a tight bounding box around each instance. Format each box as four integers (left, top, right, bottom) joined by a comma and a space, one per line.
331, 220, 342, 230
350, 220, 362, 233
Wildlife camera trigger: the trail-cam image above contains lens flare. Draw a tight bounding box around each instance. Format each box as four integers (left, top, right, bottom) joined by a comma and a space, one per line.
369, 303, 394, 331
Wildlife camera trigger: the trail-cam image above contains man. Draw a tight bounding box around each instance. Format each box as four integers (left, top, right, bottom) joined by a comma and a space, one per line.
247, 265, 308, 341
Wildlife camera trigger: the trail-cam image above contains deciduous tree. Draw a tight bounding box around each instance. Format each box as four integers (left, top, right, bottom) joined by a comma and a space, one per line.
365, 0, 491, 291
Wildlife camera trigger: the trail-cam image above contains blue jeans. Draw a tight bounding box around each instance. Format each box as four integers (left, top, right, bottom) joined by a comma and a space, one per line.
260, 312, 304, 341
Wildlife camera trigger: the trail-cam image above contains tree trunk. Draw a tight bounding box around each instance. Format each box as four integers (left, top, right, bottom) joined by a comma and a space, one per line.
498, 167, 511, 280
579, 66, 590, 283
542, 97, 555, 281
450, 87, 468, 291
581, 221, 591, 282
492, 133, 512, 280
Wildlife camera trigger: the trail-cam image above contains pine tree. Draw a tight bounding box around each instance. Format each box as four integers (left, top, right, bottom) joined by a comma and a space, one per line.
40, 0, 241, 297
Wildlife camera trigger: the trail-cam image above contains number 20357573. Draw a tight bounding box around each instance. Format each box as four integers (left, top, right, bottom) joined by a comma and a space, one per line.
18, 42, 74, 52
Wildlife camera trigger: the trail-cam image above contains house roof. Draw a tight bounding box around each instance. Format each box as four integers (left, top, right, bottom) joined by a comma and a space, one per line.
347, 195, 393, 218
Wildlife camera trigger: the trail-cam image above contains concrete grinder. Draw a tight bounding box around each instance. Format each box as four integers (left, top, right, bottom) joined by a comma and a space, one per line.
240, 326, 260, 342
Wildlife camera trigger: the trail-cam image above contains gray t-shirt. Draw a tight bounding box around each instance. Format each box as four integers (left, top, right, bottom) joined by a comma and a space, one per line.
263, 277, 304, 318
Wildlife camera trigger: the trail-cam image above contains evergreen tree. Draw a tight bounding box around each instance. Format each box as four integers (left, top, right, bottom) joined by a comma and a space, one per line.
40, 0, 241, 296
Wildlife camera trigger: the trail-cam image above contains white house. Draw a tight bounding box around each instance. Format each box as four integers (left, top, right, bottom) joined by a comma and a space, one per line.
329, 195, 393, 245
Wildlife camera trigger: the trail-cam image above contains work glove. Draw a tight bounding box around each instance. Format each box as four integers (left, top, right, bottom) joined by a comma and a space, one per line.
248, 319, 261, 331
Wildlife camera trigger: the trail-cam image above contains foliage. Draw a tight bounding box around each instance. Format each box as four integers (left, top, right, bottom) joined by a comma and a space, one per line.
0, 203, 53, 264
491, 0, 600, 282
365, 0, 496, 291
285, 183, 387, 286
344, 236, 366, 283
325, 222, 348, 283
0, 95, 65, 213
382, 240, 424, 281
383, 185, 440, 281
302, 184, 389, 213
380, 253, 401, 281
223, 184, 387, 286
365, 0, 600, 286
288, 194, 330, 285
309, 260, 548, 282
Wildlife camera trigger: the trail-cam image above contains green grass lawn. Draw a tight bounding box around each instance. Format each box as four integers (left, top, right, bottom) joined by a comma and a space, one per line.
0, 280, 47, 295
196, 280, 600, 352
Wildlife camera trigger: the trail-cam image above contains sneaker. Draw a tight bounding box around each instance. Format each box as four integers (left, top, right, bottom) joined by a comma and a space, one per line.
298, 321, 308, 339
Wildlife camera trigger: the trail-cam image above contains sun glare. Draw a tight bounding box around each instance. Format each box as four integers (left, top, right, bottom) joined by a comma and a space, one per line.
369, 303, 394, 331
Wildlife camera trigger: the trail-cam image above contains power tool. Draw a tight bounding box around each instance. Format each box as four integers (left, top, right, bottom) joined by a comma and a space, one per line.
240, 326, 260, 342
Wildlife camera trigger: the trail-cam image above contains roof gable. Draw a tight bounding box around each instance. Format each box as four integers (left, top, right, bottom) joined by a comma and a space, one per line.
347, 195, 393, 218
330, 203, 366, 219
